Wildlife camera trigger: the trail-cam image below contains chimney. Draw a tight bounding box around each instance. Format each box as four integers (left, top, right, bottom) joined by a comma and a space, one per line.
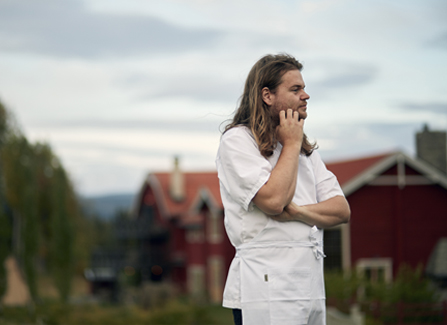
169, 156, 185, 202
416, 124, 447, 175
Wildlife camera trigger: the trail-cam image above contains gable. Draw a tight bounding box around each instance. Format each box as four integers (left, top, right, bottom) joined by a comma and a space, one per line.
326, 153, 391, 187
142, 171, 222, 219
327, 151, 447, 197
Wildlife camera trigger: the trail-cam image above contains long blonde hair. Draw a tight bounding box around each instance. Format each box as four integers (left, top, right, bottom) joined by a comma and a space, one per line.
225, 54, 317, 157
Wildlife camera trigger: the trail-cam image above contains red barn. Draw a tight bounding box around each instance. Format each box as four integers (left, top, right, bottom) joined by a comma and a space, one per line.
325, 151, 447, 281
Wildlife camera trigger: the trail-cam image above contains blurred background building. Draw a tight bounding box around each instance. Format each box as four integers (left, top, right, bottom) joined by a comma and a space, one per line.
83, 124, 447, 303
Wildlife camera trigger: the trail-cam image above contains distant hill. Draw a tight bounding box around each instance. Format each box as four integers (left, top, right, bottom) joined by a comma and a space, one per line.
81, 193, 136, 220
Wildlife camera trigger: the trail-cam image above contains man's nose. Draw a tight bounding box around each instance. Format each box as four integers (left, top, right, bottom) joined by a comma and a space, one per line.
302, 91, 310, 100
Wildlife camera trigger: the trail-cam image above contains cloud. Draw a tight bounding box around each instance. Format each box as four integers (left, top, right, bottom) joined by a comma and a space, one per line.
299, 0, 350, 14
314, 121, 424, 162
29, 118, 224, 133
428, 32, 447, 49
136, 75, 241, 103
0, 0, 222, 58
305, 60, 378, 100
398, 102, 447, 114
315, 65, 377, 89
35, 125, 221, 194
117, 57, 246, 104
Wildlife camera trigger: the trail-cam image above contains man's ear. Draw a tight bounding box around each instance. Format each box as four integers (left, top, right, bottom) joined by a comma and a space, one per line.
261, 87, 274, 106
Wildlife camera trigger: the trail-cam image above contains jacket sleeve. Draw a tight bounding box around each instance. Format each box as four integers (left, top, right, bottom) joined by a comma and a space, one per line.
216, 127, 272, 211
310, 151, 345, 203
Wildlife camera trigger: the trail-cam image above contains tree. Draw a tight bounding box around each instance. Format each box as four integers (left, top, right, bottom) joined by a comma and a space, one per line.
0, 101, 12, 302
2, 134, 39, 299
49, 164, 75, 302
0, 99, 83, 302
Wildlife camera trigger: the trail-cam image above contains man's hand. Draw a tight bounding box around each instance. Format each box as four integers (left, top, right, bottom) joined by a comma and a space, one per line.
276, 109, 304, 148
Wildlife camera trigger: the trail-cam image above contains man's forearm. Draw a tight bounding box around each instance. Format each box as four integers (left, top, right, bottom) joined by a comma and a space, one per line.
252, 143, 300, 215
269, 196, 351, 229
303, 196, 350, 224
264, 144, 300, 205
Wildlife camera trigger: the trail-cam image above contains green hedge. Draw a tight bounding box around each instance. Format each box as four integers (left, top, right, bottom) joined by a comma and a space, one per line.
0, 300, 233, 325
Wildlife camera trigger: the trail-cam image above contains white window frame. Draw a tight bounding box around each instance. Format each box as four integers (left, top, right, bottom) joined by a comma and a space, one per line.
356, 258, 393, 283
206, 210, 223, 244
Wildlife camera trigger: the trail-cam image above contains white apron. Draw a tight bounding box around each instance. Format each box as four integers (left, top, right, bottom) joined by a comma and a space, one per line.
236, 220, 326, 325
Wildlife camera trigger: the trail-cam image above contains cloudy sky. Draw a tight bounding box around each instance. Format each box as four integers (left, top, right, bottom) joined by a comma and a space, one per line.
0, 0, 446, 196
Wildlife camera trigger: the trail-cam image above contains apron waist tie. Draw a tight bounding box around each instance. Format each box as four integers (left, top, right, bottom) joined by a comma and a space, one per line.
310, 225, 326, 260
236, 226, 326, 260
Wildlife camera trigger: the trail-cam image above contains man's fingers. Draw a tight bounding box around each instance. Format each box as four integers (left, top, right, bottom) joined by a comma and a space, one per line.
279, 110, 286, 122
279, 109, 302, 125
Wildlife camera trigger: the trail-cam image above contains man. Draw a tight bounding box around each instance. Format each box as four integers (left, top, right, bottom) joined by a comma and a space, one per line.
216, 54, 350, 325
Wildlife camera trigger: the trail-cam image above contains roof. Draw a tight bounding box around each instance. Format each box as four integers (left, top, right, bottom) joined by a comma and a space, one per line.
326, 153, 393, 187
327, 151, 447, 196
146, 171, 222, 219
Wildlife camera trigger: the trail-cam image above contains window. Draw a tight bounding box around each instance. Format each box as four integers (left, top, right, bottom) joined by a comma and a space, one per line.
356, 258, 392, 283
140, 204, 154, 222
207, 211, 223, 244
208, 256, 224, 303
187, 265, 205, 299
186, 228, 204, 243
324, 228, 342, 270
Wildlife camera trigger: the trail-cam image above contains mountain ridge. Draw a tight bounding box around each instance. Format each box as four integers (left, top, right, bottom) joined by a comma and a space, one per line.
81, 193, 136, 220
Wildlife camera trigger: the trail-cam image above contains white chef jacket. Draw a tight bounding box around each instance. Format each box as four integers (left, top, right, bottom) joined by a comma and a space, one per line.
216, 125, 344, 325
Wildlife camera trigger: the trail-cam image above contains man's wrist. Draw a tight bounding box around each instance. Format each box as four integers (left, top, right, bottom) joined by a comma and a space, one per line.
282, 140, 302, 151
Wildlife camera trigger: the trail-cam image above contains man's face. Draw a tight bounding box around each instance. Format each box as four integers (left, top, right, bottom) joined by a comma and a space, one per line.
267, 69, 310, 122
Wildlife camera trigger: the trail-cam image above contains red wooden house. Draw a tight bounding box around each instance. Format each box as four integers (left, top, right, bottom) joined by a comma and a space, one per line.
325, 151, 447, 282
131, 157, 233, 302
